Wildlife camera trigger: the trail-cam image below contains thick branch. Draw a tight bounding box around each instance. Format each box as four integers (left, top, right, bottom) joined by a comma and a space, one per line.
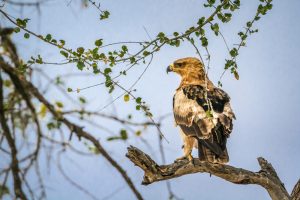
126, 146, 291, 200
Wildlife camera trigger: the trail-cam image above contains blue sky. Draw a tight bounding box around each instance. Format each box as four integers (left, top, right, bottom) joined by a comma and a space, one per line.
1, 0, 300, 199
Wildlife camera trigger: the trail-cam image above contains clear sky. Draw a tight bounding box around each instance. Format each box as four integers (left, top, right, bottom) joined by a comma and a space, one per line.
1, 0, 300, 199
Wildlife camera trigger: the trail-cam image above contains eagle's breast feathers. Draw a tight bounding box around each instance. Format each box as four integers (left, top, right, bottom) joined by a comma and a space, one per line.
173, 85, 235, 140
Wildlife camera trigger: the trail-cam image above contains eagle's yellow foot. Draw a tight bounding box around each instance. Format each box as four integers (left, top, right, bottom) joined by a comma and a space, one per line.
175, 153, 193, 163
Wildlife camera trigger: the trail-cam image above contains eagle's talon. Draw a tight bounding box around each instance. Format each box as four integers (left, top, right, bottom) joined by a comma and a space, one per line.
175, 154, 194, 163
187, 155, 196, 166
174, 157, 186, 163
187, 154, 193, 162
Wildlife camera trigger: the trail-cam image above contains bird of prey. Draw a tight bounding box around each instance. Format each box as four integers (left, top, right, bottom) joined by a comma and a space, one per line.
167, 57, 235, 163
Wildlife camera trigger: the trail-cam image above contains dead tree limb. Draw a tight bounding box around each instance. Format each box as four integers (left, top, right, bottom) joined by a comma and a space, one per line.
126, 146, 299, 200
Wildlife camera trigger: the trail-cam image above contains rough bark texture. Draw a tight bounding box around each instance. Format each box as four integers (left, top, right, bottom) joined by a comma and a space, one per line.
292, 179, 300, 200
126, 146, 299, 200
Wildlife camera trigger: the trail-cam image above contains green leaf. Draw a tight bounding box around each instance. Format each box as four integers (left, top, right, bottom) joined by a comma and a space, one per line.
223, 13, 232, 22
135, 130, 142, 136
121, 45, 128, 52
14, 27, 20, 33
246, 21, 252, 28
124, 94, 130, 102
197, 17, 205, 25
217, 13, 224, 21
47, 122, 55, 130
224, 59, 235, 70
136, 105, 141, 110
173, 32, 179, 37
229, 48, 238, 57
35, 54, 43, 64
157, 32, 165, 38
174, 40, 180, 47
223, 2, 230, 9
207, 0, 216, 5
100, 10, 110, 20
45, 34, 52, 41
129, 57, 136, 64
210, 23, 219, 35
79, 97, 86, 104
95, 39, 103, 47
104, 68, 112, 74
108, 85, 115, 93
107, 136, 120, 141
24, 33, 30, 39
59, 40, 66, 46
55, 101, 64, 108
120, 129, 128, 140
77, 47, 85, 54
135, 97, 142, 104
16, 18, 23, 26
143, 51, 150, 56
16, 18, 29, 28
77, 61, 85, 70
200, 37, 208, 47
60, 50, 69, 58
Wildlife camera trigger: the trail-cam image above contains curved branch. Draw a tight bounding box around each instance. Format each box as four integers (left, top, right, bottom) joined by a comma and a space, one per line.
126, 146, 292, 200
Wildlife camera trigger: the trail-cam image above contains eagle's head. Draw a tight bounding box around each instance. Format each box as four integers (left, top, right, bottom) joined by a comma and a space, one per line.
167, 57, 207, 86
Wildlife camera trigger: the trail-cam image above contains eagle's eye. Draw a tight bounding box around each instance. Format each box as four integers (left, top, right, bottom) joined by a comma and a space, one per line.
175, 62, 184, 68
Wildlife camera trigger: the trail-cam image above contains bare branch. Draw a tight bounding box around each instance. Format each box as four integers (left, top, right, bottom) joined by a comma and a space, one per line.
4, 0, 52, 6
0, 70, 28, 200
0, 61, 144, 200
126, 146, 291, 200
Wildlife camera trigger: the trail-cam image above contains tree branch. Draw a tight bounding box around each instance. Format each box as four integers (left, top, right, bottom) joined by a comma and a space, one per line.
0, 70, 28, 200
3, 0, 52, 7
0, 61, 144, 200
126, 146, 293, 200
292, 179, 300, 200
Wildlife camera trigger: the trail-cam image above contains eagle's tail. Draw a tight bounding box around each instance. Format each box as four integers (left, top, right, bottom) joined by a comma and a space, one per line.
197, 128, 229, 164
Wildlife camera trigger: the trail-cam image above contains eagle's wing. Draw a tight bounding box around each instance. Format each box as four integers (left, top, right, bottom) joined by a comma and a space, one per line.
173, 85, 235, 138
173, 85, 235, 162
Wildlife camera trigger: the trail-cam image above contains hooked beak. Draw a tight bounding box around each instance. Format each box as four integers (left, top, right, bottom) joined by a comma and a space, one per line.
166, 64, 173, 74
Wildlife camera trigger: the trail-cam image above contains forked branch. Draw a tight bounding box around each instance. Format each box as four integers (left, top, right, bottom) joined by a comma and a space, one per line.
126, 146, 299, 200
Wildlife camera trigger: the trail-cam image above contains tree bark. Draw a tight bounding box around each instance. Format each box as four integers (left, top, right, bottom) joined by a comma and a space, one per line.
292, 179, 300, 200
126, 146, 298, 200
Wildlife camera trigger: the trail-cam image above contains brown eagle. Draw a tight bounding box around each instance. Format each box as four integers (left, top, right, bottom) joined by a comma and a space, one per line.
167, 57, 235, 163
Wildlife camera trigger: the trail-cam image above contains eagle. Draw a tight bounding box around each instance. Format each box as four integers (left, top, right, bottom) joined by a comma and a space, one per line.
167, 57, 235, 163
